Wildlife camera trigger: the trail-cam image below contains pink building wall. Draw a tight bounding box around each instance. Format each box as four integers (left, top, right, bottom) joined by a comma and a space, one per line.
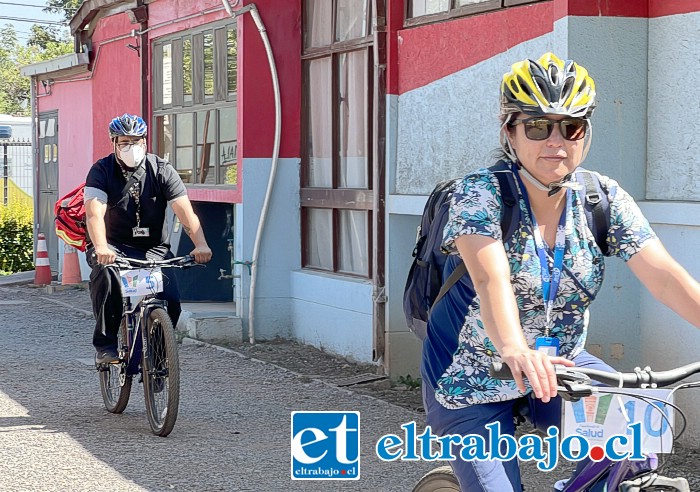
36, 79, 93, 195
31, 0, 302, 204
90, 14, 142, 161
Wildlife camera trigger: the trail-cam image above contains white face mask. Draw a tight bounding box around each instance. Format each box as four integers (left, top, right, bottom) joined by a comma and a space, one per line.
118, 144, 146, 168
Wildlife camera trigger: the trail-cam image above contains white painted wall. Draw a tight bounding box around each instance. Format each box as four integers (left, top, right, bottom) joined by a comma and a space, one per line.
237, 156, 376, 363
639, 202, 700, 443
290, 270, 374, 362
567, 16, 649, 370
395, 33, 564, 195
647, 11, 700, 200
238, 157, 300, 340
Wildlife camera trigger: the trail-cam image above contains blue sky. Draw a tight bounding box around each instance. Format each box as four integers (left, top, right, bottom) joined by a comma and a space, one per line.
0, 1, 68, 45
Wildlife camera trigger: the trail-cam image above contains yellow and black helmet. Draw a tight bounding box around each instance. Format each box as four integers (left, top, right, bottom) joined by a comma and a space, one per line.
501, 53, 596, 118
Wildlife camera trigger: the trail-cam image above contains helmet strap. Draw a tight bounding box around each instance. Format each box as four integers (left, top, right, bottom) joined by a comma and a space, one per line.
518, 164, 550, 192
518, 162, 582, 197
500, 116, 518, 162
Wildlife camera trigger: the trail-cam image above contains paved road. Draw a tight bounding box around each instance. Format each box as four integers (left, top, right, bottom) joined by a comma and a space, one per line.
0, 285, 437, 491
4, 282, 697, 491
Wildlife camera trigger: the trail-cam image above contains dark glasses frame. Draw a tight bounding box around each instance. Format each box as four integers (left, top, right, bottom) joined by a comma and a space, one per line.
510, 117, 588, 141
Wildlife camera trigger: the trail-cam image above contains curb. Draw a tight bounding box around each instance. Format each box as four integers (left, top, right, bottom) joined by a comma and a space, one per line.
0, 271, 35, 286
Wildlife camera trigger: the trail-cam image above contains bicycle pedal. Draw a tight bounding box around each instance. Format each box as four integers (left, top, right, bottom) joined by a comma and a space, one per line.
95, 360, 121, 371
619, 473, 690, 492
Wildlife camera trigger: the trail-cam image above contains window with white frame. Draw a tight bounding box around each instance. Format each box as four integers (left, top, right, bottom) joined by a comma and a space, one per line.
302, 0, 373, 277
152, 20, 238, 186
406, 0, 546, 23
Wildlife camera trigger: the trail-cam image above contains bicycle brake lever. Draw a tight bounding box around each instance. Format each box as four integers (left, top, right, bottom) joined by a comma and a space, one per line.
558, 381, 594, 402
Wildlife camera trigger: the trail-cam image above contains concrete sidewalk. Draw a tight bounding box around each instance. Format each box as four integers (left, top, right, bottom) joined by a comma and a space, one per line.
0, 270, 34, 286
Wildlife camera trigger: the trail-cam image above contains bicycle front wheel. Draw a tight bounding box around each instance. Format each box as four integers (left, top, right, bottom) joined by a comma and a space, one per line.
142, 307, 180, 437
99, 317, 132, 413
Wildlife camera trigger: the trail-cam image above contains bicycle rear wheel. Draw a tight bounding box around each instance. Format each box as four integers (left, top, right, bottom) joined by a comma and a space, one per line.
99, 317, 132, 413
142, 307, 180, 437
413, 466, 460, 492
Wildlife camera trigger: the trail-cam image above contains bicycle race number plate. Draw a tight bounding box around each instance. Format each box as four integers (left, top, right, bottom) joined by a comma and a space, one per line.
561, 388, 674, 455
119, 268, 164, 296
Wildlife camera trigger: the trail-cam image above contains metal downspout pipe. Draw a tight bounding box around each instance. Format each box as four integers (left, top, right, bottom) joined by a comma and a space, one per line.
137, 0, 149, 126
222, 1, 282, 344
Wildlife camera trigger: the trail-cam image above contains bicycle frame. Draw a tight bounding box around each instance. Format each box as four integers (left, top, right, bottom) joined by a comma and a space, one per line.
562, 453, 657, 491
122, 295, 167, 378
490, 362, 695, 492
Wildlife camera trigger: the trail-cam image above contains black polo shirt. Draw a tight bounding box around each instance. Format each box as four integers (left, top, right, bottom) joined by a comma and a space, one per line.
85, 153, 187, 251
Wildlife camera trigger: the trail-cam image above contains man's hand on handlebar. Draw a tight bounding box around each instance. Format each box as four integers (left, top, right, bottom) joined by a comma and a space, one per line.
500, 347, 575, 403
93, 245, 117, 265
189, 245, 212, 264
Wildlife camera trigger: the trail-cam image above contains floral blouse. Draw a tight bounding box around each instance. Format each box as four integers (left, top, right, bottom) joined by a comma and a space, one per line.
422, 167, 657, 409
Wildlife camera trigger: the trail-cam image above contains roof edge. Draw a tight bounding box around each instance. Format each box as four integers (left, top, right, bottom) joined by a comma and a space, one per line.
70, 0, 137, 34
20, 52, 90, 78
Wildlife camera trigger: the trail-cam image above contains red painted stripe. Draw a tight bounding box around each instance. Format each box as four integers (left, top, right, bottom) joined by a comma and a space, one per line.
386, 0, 404, 95
569, 0, 700, 18
397, 2, 554, 94
567, 0, 648, 17
187, 186, 241, 203
650, 0, 700, 18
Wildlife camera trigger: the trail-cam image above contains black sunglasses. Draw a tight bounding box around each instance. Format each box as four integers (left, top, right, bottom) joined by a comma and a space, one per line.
510, 117, 588, 141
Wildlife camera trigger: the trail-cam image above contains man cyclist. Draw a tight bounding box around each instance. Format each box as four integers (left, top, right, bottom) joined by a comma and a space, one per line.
85, 113, 212, 365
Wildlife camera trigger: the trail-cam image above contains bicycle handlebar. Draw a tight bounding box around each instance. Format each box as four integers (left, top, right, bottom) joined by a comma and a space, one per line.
112, 255, 200, 269
489, 361, 700, 389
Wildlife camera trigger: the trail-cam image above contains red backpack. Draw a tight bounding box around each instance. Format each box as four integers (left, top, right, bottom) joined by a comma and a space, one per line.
55, 183, 87, 251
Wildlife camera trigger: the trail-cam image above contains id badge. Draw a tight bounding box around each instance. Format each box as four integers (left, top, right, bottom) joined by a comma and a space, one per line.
132, 227, 150, 237
535, 336, 559, 357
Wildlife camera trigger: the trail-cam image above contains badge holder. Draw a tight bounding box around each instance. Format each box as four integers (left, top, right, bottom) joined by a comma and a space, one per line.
535, 336, 560, 357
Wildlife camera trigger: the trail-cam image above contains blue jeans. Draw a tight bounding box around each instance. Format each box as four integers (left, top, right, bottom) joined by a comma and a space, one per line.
422, 350, 615, 492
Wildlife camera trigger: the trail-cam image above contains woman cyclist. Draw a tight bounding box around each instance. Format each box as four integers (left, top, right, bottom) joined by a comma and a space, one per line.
421, 52, 700, 491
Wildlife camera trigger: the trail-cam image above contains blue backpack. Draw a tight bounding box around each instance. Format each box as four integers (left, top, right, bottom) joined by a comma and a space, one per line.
402, 160, 610, 340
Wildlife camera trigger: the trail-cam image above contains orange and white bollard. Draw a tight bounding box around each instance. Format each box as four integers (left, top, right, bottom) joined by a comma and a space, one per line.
34, 232, 52, 286
61, 243, 82, 285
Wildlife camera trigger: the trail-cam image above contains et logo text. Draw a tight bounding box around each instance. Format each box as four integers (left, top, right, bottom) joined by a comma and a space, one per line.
291, 411, 360, 480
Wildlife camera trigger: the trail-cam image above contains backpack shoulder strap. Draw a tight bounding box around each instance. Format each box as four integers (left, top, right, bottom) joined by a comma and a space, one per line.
577, 169, 610, 256
488, 160, 520, 243
146, 153, 166, 195
146, 153, 166, 171
433, 261, 466, 308
432, 162, 518, 310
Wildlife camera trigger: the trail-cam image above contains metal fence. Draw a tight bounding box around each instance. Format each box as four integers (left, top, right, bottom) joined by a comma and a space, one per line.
0, 139, 33, 209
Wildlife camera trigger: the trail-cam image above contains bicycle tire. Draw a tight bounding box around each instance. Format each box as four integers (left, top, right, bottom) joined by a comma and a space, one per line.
99, 317, 132, 413
413, 466, 460, 492
142, 307, 180, 437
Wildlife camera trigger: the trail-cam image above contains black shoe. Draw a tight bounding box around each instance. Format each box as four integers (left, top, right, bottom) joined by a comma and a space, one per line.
95, 347, 119, 365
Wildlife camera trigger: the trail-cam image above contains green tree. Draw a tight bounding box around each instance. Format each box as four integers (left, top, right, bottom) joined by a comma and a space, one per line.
28, 25, 70, 51
0, 25, 72, 116
43, 0, 82, 23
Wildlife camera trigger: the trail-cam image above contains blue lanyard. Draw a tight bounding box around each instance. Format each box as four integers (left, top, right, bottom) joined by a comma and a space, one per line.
513, 168, 571, 336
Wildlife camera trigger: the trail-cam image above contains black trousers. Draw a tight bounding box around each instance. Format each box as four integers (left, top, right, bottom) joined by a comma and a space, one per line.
87, 243, 181, 350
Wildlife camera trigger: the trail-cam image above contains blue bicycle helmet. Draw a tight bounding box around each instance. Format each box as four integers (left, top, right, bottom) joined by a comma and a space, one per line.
108, 113, 147, 139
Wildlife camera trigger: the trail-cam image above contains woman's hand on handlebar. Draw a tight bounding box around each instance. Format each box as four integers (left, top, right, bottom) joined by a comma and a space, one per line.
190, 245, 213, 264
500, 347, 575, 403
